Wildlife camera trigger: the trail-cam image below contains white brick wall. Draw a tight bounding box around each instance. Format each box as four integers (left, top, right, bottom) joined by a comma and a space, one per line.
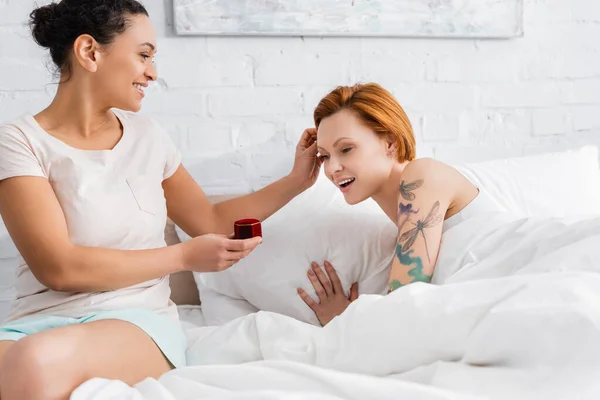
1, 0, 600, 193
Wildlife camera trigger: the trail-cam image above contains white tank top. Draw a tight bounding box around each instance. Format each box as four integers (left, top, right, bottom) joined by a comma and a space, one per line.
442, 167, 501, 233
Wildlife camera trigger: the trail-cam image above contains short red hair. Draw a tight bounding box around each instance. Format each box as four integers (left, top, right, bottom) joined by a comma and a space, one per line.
313, 83, 416, 163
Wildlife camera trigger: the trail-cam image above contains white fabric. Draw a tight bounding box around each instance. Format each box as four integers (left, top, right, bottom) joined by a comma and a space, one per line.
441, 189, 499, 233
181, 169, 399, 326
0, 222, 17, 322
455, 145, 600, 218
180, 146, 600, 327
176, 305, 207, 330
73, 212, 600, 400
0, 301, 10, 323
0, 110, 181, 323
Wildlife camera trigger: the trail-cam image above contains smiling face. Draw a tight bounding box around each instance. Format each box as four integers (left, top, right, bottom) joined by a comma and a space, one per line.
313, 84, 417, 205
93, 14, 157, 112
317, 109, 397, 205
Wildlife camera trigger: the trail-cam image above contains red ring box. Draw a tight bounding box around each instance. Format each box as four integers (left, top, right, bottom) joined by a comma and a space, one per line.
234, 219, 262, 239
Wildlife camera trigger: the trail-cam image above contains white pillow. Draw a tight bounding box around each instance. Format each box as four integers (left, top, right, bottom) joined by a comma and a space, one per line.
178, 170, 398, 326
455, 145, 600, 218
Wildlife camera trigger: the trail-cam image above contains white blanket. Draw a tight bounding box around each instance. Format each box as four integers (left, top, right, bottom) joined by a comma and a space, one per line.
71, 212, 600, 400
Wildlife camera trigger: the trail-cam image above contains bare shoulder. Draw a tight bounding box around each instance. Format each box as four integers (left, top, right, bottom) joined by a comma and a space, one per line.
398, 158, 479, 221
400, 158, 454, 197
403, 158, 455, 179
404, 158, 473, 190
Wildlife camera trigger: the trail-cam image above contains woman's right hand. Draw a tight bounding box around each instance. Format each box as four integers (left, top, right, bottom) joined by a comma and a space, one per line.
180, 234, 262, 273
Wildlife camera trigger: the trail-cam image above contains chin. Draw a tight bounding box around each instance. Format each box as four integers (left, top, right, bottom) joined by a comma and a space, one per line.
344, 197, 359, 205
127, 101, 143, 112
114, 98, 142, 113
343, 192, 370, 206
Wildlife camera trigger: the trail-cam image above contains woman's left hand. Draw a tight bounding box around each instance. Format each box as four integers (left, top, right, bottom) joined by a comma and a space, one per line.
289, 128, 322, 190
297, 261, 359, 326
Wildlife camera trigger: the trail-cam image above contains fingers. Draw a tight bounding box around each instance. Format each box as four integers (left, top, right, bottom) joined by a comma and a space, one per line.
307, 267, 328, 301
316, 154, 323, 168
220, 236, 261, 265
311, 262, 333, 296
298, 128, 317, 149
304, 128, 317, 140
297, 288, 319, 312
224, 236, 262, 252
305, 141, 318, 158
216, 259, 236, 271
223, 248, 252, 262
324, 261, 343, 294
217, 248, 255, 270
349, 282, 359, 302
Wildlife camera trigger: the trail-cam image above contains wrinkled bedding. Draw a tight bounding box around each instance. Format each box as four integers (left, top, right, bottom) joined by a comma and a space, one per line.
71, 212, 600, 400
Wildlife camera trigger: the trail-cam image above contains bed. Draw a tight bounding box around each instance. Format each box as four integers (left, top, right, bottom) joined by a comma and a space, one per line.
68, 146, 600, 400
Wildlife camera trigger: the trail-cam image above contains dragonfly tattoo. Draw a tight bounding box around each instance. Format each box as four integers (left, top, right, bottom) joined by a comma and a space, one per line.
399, 179, 423, 201
397, 202, 419, 233
398, 201, 443, 264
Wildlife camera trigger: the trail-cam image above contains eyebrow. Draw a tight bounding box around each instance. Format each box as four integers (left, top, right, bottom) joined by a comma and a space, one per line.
333, 137, 352, 146
140, 42, 156, 51
317, 137, 352, 152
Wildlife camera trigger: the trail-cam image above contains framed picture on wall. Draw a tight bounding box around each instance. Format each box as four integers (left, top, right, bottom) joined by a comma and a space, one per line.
173, 0, 523, 38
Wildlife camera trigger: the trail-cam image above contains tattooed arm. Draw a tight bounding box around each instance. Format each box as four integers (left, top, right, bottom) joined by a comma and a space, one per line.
388, 159, 454, 293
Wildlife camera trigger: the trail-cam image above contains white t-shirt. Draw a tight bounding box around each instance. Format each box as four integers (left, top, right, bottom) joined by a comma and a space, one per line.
0, 109, 182, 323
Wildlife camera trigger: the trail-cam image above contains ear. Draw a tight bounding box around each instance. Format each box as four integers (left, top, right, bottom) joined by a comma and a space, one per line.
384, 133, 398, 155
72, 34, 100, 73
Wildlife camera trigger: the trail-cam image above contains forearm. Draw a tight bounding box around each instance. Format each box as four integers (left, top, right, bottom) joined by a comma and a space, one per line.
48, 243, 186, 293
212, 175, 305, 233
387, 243, 433, 292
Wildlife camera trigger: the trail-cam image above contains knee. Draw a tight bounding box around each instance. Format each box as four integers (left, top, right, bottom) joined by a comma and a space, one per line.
2, 336, 52, 385
0, 335, 77, 399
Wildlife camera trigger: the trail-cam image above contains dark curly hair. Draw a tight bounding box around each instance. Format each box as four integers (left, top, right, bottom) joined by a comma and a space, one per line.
29, 0, 148, 77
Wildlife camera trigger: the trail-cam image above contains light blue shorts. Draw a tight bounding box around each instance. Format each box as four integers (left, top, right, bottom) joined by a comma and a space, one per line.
0, 308, 187, 368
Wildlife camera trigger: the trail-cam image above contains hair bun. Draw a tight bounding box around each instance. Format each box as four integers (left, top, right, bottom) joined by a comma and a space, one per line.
28, 0, 148, 75
29, 3, 60, 48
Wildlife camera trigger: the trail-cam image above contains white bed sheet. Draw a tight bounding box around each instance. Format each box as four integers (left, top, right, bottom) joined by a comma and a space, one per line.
71, 212, 600, 400
177, 305, 207, 330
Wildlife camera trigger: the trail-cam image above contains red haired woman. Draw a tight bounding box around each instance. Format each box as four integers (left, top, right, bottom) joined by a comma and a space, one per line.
298, 83, 495, 326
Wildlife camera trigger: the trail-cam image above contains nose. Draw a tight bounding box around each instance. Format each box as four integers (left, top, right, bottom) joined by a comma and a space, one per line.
324, 156, 343, 178
145, 60, 157, 81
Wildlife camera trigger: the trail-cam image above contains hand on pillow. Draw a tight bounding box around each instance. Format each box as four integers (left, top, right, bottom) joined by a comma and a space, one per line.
297, 261, 359, 326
